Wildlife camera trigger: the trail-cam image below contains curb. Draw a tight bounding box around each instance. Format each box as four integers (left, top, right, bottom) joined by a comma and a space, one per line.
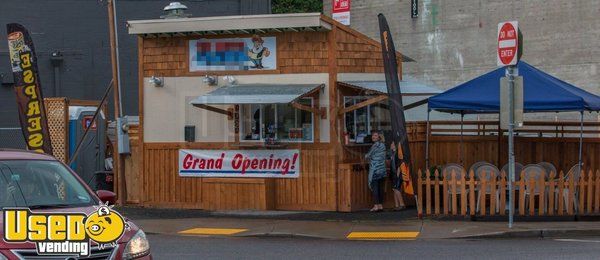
236, 232, 330, 240
453, 229, 600, 239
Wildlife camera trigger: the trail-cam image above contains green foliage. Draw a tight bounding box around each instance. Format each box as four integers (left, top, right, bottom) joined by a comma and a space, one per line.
272, 0, 323, 14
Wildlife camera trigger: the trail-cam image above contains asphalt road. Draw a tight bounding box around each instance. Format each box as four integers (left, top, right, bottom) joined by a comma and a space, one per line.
147, 234, 600, 260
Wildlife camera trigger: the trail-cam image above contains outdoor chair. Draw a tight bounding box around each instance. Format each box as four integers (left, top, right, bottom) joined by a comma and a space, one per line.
555, 164, 582, 213
442, 163, 466, 212
469, 161, 489, 175
501, 162, 524, 211
501, 162, 524, 182
442, 163, 466, 181
522, 164, 548, 213
474, 163, 500, 214
538, 162, 557, 179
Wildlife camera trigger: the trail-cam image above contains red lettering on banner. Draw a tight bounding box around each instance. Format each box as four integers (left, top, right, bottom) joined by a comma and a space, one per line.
183, 154, 193, 169
232, 153, 243, 171
184, 152, 226, 170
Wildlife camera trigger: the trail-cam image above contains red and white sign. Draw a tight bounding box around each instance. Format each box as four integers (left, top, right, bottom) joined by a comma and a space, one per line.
179, 149, 300, 178
497, 21, 519, 66
332, 0, 351, 25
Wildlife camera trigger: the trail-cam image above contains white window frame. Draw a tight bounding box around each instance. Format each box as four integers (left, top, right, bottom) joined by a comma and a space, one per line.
239, 98, 314, 143
343, 96, 387, 142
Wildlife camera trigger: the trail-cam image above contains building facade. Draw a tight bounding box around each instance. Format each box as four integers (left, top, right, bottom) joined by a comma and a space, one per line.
0, 0, 271, 146
323, 0, 600, 121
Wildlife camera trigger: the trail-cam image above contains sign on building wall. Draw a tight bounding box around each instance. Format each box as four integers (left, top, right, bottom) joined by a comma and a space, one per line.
411, 0, 419, 18
189, 35, 276, 71
332, 0, 351, 25
179, 149, 300, 178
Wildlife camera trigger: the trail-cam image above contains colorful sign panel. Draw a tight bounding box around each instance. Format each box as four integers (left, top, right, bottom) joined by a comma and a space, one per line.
189, 35, 276, 71
6, 23, 53, 154
179, 149, 300, 178
333, 0, 351, 25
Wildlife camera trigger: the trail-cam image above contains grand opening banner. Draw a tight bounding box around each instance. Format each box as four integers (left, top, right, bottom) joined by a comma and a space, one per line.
179, 149, 300, 178
6, 23, 53, 154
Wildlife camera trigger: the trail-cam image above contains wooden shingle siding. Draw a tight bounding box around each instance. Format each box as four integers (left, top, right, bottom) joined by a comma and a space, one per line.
335, 28, 402, 73
140, 28, 400, 77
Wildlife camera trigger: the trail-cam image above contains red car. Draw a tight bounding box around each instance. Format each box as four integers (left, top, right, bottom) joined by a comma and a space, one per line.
0, 149, 151, 259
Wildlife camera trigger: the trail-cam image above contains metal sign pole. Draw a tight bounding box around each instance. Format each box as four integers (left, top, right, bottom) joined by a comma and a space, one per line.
507, 65, 517, 228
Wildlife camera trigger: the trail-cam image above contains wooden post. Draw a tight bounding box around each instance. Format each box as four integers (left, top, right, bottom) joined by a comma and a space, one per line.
518, 171, 526, 216
567, 173, 575, 215
528, 176, 535, 216
480, 176, 487, 216
417, 169, 423, 216
578, 170, 586, 215
499, 171, 506, 216
558, 171, 565, 215
434, 170, 440, 215
548, 171, 555, 216
469, 170, 475, 216
587, 169, 593, 214
443, 169, 449, 215
107, 0, 126, 205
490, 170, 497, 216
595, 170, 600, 213
537, 174, 545, 216
460, 170, 467, 216
451, 171, 457, 215
425, 170, 431, 215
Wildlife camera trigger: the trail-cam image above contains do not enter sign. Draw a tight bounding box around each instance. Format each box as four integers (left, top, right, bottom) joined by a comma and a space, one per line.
497, 21, 519, 66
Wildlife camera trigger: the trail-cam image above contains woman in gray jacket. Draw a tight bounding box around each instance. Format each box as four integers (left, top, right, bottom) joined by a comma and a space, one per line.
365, 131, 387, 212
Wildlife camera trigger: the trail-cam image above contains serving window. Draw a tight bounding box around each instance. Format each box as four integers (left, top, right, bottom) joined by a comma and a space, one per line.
343, 96, 391, 143
240, 98, 314, 142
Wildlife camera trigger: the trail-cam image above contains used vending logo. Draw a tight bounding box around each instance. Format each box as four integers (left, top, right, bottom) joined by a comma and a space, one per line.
3, 203, 128, 257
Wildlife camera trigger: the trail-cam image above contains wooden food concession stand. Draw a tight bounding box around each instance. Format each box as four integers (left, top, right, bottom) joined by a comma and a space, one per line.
126, 13, 436, 211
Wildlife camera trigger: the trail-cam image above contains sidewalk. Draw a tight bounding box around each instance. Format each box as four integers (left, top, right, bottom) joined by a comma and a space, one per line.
117, 207, 600, 240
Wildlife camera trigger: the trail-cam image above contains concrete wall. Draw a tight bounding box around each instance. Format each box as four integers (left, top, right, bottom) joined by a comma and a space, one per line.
143, 74, 330, 143
0, 0, 271, 128
324, 0, 600, 120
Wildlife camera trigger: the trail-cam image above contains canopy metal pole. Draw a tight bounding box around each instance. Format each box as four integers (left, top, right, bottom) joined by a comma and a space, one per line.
460, 113, 464, 165
425, 110, 431, 170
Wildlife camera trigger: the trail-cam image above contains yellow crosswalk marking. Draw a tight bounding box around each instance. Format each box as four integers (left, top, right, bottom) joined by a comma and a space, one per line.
178, 228, 248, 235
346, 231, 420, 240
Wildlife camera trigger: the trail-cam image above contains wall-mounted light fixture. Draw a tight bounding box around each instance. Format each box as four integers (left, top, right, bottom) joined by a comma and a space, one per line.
223, 75, 237, 85
148, 75, 164, 87
203, 75, 218, 86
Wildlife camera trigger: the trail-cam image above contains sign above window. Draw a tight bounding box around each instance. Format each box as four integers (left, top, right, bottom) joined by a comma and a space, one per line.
189, 35, 277, 71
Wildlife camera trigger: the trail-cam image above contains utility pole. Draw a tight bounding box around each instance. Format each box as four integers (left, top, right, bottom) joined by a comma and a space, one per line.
107, 0, 127, 205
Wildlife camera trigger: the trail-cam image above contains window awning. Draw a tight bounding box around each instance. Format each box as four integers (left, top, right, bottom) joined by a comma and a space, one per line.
190, 84, 325, 119
338, 78, 442, 96
337, 78, 442, 116
190, 84, 323, 105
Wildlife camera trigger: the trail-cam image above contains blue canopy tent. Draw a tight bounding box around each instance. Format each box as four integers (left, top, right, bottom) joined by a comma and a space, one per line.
425, 61, 600, 169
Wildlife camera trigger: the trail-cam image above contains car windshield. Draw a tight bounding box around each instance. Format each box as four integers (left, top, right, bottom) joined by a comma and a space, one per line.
0, 160, 95, 209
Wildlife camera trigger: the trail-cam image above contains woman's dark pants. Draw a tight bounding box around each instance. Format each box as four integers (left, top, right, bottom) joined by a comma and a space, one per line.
371, 178, 384, 204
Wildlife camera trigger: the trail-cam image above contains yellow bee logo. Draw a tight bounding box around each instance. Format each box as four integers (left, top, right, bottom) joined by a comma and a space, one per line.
84, 205, 125, 244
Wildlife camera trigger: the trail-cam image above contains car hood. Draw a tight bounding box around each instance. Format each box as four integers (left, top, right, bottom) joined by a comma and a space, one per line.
0, 206, 140, 249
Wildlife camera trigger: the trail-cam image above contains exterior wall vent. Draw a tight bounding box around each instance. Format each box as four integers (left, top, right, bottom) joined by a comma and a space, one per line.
161, 2, 191, 19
